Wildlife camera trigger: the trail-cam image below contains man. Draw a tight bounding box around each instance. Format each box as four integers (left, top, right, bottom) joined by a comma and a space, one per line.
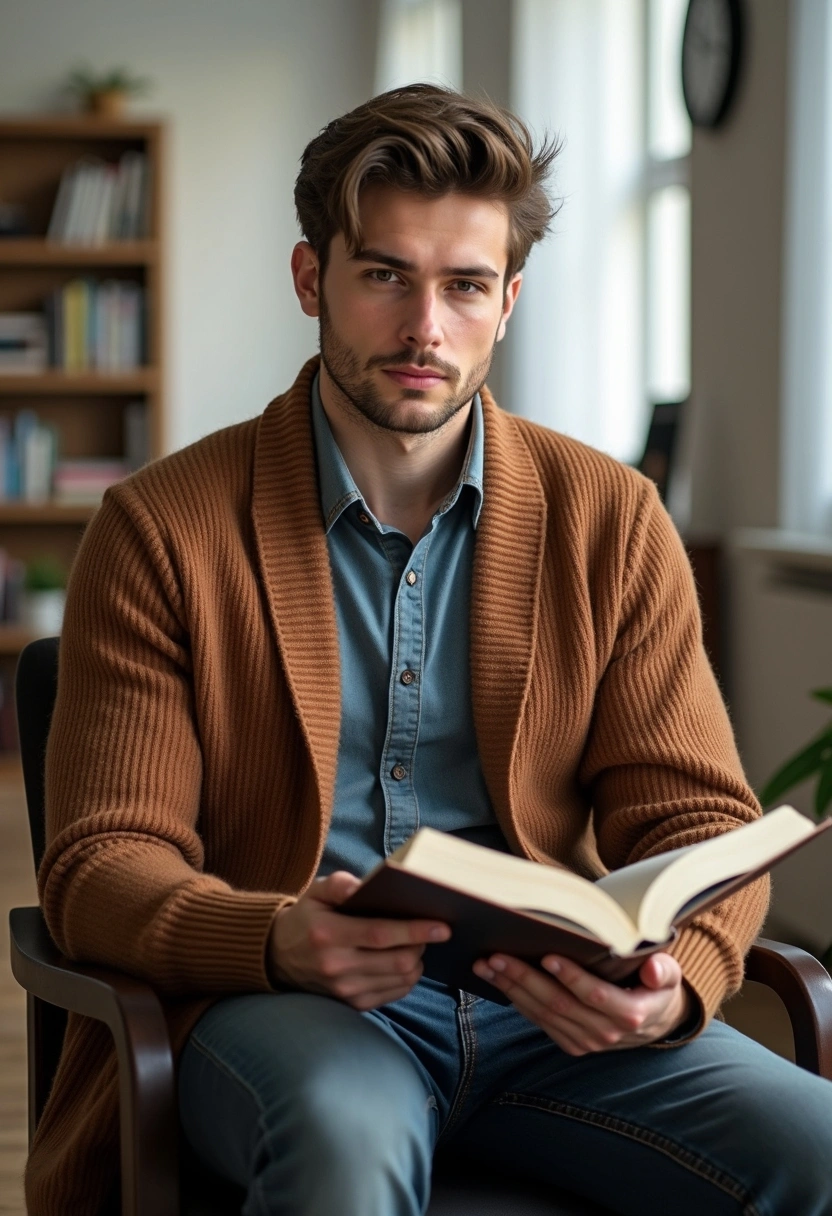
29, 85, 832, 1215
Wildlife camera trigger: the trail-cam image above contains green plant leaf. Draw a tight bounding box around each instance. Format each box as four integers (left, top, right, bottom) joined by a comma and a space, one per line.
812, 688, 832, 706
759, 730, 832, 807
63, 64, 151, 99
815, 758, 832, 820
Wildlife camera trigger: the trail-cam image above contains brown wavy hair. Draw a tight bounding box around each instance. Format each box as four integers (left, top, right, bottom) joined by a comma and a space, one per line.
295, 83, 561, 280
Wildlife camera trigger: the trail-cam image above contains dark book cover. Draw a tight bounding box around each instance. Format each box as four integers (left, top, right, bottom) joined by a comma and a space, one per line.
341, 819, 832, 1003
342, 866, 666, 1003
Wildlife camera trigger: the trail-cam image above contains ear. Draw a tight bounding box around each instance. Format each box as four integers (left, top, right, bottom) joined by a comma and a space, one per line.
291, 241, 322, 318
496, 273, 523, 342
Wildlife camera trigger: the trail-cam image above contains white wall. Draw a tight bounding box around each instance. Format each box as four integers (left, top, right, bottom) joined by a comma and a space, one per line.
684, 0, 832, 949
682, 0, 788, 538
0, 0, 378, 452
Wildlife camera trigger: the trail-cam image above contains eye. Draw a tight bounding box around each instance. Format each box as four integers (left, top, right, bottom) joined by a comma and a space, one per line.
452, 280, 481, 294
367, 269, 399, 284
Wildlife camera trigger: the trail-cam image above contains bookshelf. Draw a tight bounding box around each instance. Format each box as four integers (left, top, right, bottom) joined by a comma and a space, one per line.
0, 116, 165, 746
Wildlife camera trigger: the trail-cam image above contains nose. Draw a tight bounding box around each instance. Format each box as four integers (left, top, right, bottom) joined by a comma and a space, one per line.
397, 288, 443, 352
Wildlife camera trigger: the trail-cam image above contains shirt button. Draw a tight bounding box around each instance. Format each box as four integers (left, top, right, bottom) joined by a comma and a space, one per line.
400, 669, 416, 685
391, 764, 407, 781
405, 570, 417, 586
358, 511, 371, 525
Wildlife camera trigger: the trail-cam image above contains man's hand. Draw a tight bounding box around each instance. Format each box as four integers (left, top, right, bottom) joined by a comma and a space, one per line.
268, 871, 451, 1011
472, 951, 695, 1054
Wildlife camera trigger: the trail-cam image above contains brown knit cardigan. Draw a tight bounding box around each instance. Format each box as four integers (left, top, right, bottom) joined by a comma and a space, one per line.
27, 357, 767, 1213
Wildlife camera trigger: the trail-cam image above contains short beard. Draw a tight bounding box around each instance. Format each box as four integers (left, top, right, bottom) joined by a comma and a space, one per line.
318, 293, 495, 435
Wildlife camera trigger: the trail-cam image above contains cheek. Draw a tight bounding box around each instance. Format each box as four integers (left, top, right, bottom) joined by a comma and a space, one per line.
444, 303, 502, 352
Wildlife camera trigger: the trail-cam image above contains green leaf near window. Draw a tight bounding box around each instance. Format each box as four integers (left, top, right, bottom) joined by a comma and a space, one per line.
760, 690, 832, 820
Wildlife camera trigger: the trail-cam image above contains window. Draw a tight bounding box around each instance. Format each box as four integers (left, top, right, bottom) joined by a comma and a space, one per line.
509, 0, 691, 463
780, 0, 832, 536
375, 0, 463, 94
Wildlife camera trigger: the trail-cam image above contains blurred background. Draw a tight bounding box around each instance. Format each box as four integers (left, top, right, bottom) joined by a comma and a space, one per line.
0, 0, 831, 1208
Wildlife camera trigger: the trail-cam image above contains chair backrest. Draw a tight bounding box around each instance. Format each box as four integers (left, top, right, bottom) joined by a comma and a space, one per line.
16, 636, 60, 874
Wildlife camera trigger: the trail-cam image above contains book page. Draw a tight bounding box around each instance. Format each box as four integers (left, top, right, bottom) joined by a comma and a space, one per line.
398, 829, 642, 953
601, 806, 815, 943
595, 847, 697, 924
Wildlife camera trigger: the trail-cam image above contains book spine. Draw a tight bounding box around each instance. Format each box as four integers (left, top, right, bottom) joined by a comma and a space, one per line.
124, 400, 149, 470
46, 165, 75, 242
0, 419, 10, 501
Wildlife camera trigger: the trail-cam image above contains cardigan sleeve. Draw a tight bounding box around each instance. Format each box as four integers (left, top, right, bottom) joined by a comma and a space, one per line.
578, 479, 769, 1032
38, 489, 293, 998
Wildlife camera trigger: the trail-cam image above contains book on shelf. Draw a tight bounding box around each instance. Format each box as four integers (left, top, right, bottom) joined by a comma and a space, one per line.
47, 151, 150, 245
44, 279, 144, 371
0, 405, 140, 504
342, 806, 831, 1003
52, 458, 131, 505
0, 313, 47, 374
0, 411, 57, 502
124, 400, 150, 470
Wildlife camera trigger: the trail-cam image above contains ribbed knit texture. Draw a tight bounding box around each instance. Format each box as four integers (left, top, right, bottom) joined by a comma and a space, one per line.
26, 357, 767, 1214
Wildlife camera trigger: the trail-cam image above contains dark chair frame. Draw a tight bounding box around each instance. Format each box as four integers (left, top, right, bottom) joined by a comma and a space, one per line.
10, 637, 832, 1216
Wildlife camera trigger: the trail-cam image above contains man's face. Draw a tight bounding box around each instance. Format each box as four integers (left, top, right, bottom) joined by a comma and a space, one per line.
292, 186, 522, 435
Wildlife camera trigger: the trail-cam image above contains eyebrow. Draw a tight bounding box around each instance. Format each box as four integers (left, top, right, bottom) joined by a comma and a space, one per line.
352, 247, 500, 281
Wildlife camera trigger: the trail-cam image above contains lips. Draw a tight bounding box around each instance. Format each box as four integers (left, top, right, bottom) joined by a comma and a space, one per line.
383, 368, 446, 390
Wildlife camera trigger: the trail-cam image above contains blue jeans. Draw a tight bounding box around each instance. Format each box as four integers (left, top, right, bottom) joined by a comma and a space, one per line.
178, 977, 832, 1215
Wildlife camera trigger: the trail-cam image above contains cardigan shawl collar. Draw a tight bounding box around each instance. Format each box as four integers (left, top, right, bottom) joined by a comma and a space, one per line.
251, 357, 547, 858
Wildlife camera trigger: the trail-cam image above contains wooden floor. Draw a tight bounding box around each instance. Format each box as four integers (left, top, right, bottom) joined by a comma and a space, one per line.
1, 761, 35, 1216
0, 762, 798, 1216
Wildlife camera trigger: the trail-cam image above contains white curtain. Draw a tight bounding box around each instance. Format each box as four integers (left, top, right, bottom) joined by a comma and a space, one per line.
509, 0, 646, 462
375, 0, 463, 94
780, 0, 832, 536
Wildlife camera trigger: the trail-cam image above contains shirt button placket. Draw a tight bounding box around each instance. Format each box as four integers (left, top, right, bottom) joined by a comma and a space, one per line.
383, 542, 425, 855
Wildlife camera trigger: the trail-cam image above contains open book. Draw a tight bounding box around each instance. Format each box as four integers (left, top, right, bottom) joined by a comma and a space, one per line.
342, 806, 830, 1001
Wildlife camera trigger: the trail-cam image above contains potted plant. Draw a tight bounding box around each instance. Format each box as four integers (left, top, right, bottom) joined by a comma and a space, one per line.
64, 67, 152, 118
760, 689, 832, 820
21, 557, 68, 637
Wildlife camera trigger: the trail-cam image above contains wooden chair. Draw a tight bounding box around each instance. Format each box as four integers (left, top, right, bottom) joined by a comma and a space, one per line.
10, 637, 832, 1216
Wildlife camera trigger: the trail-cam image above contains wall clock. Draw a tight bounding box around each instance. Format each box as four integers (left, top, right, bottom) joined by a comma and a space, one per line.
681, 0, 744, 129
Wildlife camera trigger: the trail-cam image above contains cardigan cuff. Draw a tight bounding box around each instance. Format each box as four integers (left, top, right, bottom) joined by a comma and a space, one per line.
661, 923, 741, 1044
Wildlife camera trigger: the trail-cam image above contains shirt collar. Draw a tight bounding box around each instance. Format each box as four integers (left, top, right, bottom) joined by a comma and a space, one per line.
310, 372, 484, 533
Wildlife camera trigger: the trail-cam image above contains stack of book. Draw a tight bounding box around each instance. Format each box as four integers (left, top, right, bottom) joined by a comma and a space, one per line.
0, 313, 48, 374
0, 412, 57, 502
52, 458, 132, 505
44, 279, 144, 370
47, 152, 150, 245
0, 404, 145, 503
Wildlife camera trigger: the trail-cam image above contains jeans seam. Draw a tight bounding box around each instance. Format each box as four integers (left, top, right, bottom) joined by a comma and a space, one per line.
188, 1036, 268, 1122
497, 1091, 763, 1216
438, 993, 478, 1142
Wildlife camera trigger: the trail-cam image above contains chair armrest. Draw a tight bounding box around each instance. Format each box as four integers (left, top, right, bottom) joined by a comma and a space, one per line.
747, 937, 832, 1079
9, 905, 179, 1216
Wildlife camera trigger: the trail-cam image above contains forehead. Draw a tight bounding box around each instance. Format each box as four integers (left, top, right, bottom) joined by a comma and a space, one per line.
348, 185, 511, 271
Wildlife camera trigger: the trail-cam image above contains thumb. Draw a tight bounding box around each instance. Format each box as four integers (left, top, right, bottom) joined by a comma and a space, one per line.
314, 869, 363, 906
639, 952, 681, 991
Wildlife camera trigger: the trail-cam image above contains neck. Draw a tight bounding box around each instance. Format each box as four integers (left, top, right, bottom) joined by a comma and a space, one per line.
318, 363, 472, 545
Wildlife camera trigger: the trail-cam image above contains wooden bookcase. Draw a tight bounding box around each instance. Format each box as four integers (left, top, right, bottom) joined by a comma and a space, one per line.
0, 116, 165, 745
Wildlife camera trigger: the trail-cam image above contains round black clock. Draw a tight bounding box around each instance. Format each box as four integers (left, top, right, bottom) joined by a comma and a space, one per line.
681, 0, 743, 129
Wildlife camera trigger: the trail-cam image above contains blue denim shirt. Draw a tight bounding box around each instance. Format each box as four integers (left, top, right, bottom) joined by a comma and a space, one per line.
311, 376, 508, 878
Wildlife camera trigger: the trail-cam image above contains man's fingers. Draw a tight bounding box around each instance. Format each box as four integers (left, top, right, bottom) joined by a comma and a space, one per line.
638, 952, 682, 991
475, 957, 623, 1046
540, 955, 656, 1027
316, 910, 450, 951
312, 870, 364, 905
317, 942, 427, 980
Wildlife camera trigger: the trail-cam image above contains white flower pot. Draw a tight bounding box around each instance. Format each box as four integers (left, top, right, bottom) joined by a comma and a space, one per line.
20, 589, 66, 636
